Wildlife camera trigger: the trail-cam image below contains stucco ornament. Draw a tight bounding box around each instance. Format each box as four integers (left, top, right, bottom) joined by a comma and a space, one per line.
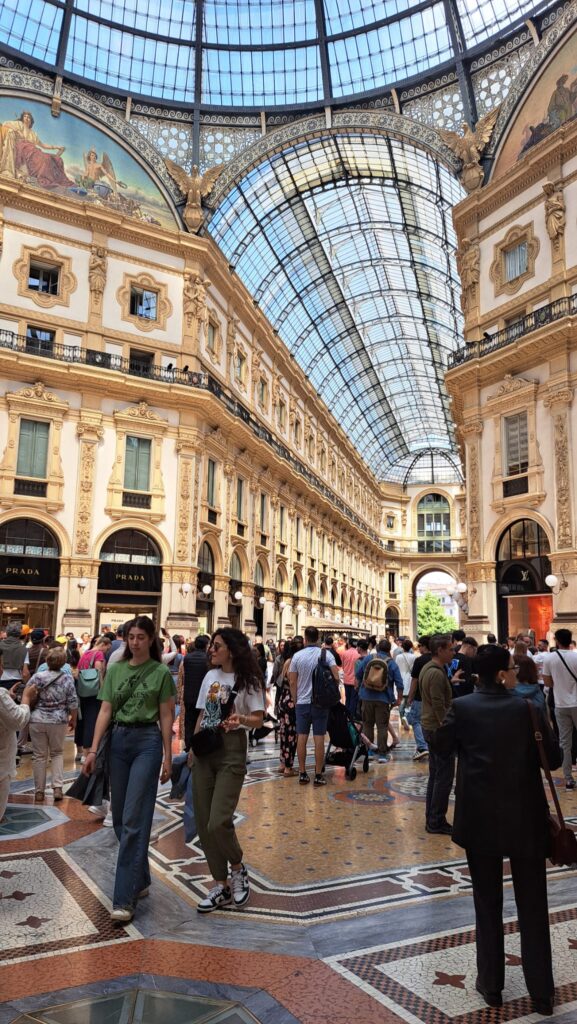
439, 107, 500, 192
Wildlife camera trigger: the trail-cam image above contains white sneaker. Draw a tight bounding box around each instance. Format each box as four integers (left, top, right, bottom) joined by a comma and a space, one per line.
197, 884, 232, 913
110, 907, 133, 922
230, 864, 250, 908
88, 802, 109, 819
102, 810, 114, 827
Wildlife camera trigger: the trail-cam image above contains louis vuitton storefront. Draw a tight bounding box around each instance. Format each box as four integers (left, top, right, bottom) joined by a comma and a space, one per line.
97, 528, 162, 632
0, 519, 61, 632
496, 519, 553, 641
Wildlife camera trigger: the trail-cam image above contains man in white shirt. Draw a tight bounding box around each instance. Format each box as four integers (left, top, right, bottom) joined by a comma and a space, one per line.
289, 626, 339, 787
533, 639, 549, 683
542, 628, 577, 789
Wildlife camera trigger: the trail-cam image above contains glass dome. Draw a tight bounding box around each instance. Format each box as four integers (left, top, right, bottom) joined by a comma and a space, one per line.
0, 0, 558, 108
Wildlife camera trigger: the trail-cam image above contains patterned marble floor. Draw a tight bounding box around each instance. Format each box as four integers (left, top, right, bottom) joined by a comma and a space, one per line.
2, 729, 577, 1024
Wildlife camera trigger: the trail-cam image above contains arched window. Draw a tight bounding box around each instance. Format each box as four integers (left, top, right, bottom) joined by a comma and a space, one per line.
275, 569, 284, 591
497, 519, 550, 562
100, 529, 160, 564
417, 493, 451, 553
230, 552, 243, 581
254, 561, 265, 587
0, 519, 59, 558
198, 541, 215, 575
292, 574, 300, 596
307, 578, 314, 598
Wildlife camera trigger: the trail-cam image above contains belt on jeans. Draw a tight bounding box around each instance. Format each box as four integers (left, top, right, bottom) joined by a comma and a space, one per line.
114, 721, 157, 729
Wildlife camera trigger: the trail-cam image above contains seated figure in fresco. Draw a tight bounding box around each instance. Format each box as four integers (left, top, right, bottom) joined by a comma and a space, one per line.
0, 110, 73, 187
547, 74, 577, 130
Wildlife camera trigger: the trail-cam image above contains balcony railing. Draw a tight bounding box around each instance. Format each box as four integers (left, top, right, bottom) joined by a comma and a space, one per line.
0, 328, 383, 549
448, 295, 577, 368
382, 540, 466, 554
0, 329, 209, 388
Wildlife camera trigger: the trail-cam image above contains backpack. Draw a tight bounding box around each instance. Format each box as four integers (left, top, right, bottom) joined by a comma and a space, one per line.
77, 653, 100, 698
363, 657, 392, 693
312, 649, 340, 709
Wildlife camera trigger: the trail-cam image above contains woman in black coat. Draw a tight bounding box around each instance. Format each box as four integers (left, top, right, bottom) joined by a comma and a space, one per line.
432, 643, 561, 1016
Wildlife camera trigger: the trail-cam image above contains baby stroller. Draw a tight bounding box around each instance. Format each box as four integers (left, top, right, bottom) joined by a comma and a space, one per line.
323, 703, 370, 781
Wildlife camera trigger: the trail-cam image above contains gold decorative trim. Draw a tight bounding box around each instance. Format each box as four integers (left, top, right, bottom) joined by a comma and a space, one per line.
0, 381, 68, 511
74, 413, 104, 556
490, 224, 540, 297
116, 272, 172, 332
13, 244, 77, 309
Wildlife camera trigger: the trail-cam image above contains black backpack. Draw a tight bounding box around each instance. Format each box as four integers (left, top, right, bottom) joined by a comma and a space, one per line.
312, 649, 340, 709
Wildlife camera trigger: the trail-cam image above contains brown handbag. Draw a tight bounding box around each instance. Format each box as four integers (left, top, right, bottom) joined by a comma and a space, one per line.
527, 700, 577, 868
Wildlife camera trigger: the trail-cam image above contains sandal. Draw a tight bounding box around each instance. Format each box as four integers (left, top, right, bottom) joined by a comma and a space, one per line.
34, 791, 45, 803
283, 768, 298, 777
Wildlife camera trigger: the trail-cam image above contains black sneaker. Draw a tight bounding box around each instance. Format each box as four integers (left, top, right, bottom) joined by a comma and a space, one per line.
566, 779, 576, 790
426, 822, 453, 835
197, 884, 232, 913
299, 772, 310, 785
313, 774, 327, 786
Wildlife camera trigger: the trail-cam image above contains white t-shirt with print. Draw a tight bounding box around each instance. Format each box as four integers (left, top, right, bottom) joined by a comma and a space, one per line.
542, 650, 577, 708
196, 668, 265, 729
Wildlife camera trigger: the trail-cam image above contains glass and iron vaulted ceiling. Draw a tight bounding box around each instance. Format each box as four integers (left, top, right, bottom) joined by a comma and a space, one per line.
208, 133, 465, 484
0, 0, 558, 109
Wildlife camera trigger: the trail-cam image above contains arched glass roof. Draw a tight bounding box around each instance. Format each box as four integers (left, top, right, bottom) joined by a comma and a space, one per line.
0, 0, 557, 108
208, 132, 465, 483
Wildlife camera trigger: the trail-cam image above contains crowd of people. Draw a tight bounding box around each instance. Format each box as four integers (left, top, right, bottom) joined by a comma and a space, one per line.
1, 618, 575, 1016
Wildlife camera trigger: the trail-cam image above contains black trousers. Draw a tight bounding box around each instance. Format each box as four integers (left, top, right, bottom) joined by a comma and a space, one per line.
423, 728, 454, 828
466, 850, 554, 1000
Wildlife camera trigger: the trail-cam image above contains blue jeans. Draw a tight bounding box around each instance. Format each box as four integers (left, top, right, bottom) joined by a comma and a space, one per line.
110, 724, 162, 909
407, 700, 428, 752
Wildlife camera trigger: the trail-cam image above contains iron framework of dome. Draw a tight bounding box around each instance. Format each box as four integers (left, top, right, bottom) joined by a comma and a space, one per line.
0, 0, 561, 114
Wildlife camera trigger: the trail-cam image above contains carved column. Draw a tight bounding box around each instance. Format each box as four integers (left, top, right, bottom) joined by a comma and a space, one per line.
74, 415, 104, 557
167, 429, 203, 632
544, 388, 574, 550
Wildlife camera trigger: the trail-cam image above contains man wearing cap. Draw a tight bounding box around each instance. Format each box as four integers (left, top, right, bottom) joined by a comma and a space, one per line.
0, 624, 26, 690
23, 629, 48, 680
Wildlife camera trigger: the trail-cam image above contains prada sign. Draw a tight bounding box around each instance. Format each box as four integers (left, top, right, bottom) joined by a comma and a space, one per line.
98, 562, 161, 593
0, 556, 60, 589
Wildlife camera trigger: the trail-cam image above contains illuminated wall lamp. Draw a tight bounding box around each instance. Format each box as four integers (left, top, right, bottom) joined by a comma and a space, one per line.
201, 584, 212, 596
258, 596, 266, 606
234, 590, 243, 601
179, 581, 191, 597
279, 601, 286, 611
545, 573, 568, 594
77, 577, 89, 594
456, 581, 477, 596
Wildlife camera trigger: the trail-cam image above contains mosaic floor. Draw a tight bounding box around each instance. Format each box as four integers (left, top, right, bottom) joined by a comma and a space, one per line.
2, 727, 577, 1024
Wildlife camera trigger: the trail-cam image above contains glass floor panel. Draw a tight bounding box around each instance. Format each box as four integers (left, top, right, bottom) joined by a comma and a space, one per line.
11, 990, 262, 1024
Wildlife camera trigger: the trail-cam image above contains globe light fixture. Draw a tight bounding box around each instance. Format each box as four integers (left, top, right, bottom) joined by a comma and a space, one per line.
234, 590, 243, 601
202, 584, 212, 596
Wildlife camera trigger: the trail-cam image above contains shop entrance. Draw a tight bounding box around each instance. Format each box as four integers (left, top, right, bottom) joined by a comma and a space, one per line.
0, 520, 60, 633
496, 519, 553, 640
97, 529, 162, 631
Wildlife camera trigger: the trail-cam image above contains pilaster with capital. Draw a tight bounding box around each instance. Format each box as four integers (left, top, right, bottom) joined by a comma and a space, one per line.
223, 461, 235, 569
461, 420, 483, 564
544, 387, 574, 549
74, 415, 104, 556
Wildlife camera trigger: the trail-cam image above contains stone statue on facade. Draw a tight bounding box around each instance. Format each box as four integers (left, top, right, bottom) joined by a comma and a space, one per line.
88, 246, 107, 305
456, 236, 480, 315
542, 181, 565, 243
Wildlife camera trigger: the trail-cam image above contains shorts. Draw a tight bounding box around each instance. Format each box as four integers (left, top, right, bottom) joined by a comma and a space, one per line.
296, 702, 329, 737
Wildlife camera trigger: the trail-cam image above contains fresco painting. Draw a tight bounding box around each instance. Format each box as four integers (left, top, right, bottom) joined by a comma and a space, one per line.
493, 30, 577, 179
0, 97, 176, 229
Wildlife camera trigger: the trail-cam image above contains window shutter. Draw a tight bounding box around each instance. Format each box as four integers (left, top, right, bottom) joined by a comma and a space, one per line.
125, 436, 151, 491
17, 420, 49, 478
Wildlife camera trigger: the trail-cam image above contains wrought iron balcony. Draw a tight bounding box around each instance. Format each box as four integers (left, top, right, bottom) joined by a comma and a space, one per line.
448, 295, 577, 368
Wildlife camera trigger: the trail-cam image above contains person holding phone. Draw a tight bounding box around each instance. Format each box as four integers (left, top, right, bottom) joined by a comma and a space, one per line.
83, 616, 174, 923
191, 628, 264, 913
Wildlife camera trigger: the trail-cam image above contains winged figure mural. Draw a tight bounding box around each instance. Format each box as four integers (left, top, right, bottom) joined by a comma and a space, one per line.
164, 159, 224, 232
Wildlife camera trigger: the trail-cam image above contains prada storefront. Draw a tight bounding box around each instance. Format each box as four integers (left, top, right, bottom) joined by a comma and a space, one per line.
0, 519, 61, 632
97, 529, 162, 632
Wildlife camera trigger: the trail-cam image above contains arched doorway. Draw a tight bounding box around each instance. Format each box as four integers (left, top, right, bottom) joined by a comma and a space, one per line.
254, 560, 266, 634
496, 519, 552, 641
0, 519, 60, 632
97, 528, 162, 630
385, 606, 400, 636
413, 570, 459, 638
197, 541, 215, 635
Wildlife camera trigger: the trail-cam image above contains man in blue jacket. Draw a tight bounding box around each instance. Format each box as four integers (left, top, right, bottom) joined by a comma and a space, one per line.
357, 639, 403, 762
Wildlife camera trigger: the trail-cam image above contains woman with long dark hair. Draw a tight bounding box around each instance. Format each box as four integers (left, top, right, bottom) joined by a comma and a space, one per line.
432, 643, 561, 1015
192, 627, 264, 913
83, 616, 174, 922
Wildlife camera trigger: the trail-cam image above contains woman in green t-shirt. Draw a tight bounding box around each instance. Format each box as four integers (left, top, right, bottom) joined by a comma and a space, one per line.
83, 615, 173, 922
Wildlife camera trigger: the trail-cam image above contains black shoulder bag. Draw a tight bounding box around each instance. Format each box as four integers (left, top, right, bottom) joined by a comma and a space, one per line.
191, 681, 239, 757
527, 699, 577, 868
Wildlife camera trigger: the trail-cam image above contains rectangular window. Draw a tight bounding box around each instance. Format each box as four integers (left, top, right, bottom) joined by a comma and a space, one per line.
504, 242, 528, 283
25, 325, 55, 354
386, 514, 395, 529
28, 261, 59, 295
278, 400, 286, 430
260, 492, 267, 531
207, 458, 216, 507
130, 287, 157, 320
504, 412, 529, 476
388, 572, 396, 593
16, 419, 49, 478
236, 477, 244, 521
279, 504, 286, 540
124, 436, 151, 491
295, 516, 301, 547
207, 322, 216, 351
129, 348, 154, 376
